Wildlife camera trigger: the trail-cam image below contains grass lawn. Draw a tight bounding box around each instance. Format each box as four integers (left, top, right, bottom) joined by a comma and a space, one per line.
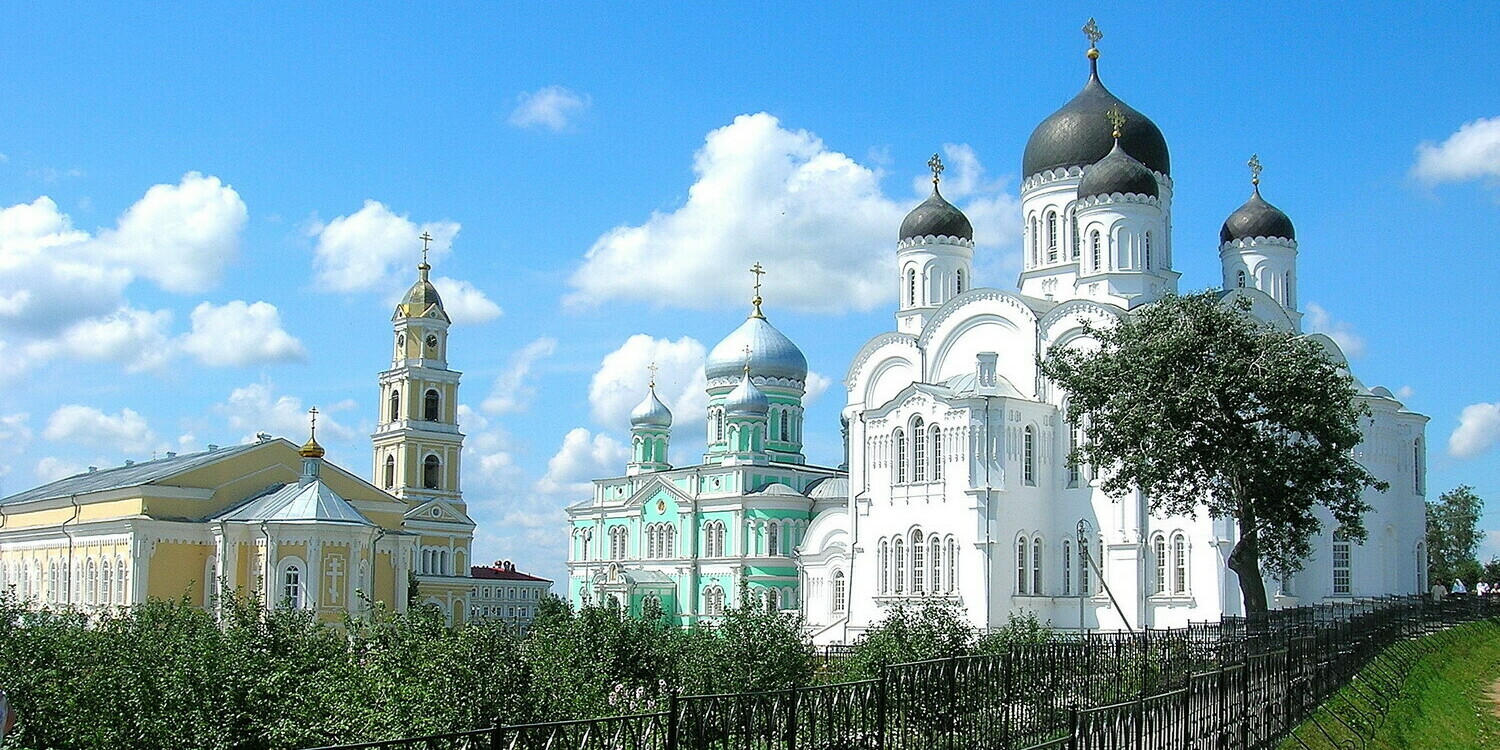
1283, 619, 1500, 749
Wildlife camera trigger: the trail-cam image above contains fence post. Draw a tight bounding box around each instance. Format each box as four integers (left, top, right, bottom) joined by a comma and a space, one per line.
490, 719, 503, 750
666, 689, 679, 750
1069, 705, 1080, 750
876, 667, 888, 750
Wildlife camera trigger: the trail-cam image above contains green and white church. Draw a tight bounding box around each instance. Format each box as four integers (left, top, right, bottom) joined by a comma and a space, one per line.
567, 22, 1430, 643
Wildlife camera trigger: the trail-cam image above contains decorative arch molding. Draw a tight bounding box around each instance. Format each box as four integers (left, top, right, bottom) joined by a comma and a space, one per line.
897, 235, 976, 250
1075, 192, 1162, 209
1038, 298, 1124, 333
1300, 332, 1351, 368
917, 289, 1038, 351
1214, 287, 1296, 332
845, 332, 919, 388
1022, 167, 1173, 193
1218, 236, 1298, 252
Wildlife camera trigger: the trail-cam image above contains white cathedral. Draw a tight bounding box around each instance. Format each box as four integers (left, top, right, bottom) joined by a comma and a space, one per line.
566, 27, 1429, 642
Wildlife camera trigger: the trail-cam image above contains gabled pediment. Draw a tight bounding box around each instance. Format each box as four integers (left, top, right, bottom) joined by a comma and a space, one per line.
623, 475, 693, 509
404, 497, 474, 526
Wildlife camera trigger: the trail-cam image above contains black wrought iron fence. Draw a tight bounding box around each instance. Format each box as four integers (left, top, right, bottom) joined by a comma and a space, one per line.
303, 595, 1499, 750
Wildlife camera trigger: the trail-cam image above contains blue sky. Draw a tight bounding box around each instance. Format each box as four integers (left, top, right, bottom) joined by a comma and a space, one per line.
1, 4, 1497, 585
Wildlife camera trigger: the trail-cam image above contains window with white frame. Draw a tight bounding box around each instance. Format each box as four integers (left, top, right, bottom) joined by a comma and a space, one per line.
1090, 230, 1101, 271
912, 418, 927, 481
1062, 540, 1073, 595
1152, 534, 1167, 594
1023, 426, 1036, 486
1046, 211, 1058, 262
945, 537, 957, 593
281, 562, 305, 609
832, 569, 846, 613
911, 530, 925, 593
893, 537, 905, 594
929, 535, 941, 594
1032, 537, 1043, 595
704, 585, 725, 616
878, 539, 889, 595
1016, 537, 1029, 595
767, 522, 780, 556
1172, 534, 1188, 595
894, 429, 907, 483
1332, 530, 1351, 595
930, 426, 943, 481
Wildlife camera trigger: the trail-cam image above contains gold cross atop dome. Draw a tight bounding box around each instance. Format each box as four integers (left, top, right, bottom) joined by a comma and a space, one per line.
749, 262, 766, 319
928, 153, 945, 186
647, 362, 658, 389
300, 406, 325, 458
1083, 17, 1102, 60
419, 232, 434, 267
742, 344, 753, 375
1105, 105, 1126, 140
1248, 154, 1263, 186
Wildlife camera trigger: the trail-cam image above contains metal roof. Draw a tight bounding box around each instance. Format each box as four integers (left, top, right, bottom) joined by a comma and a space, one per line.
214, 477, 375, 527
0, 442, 264, 507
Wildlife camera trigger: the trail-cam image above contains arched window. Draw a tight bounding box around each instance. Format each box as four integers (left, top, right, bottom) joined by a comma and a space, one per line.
1144, 232, 1153, 270
384, 455, 396, 489
705, 585, 725, 616
1023, 425, 1036, 486
1413, 439, 1423, 494
424, 389, 440, 421
282, 564, 303, 609
1015, 537, 1028, 594
665, 525, 676, 557
946, 537, 957, 593
1152, 534, 1167, 594
1172, 533, 1188, 594
1030, 216, 1039, 266
832, 569, 846, 613
647, 525, 658, 559
423, 454, 441, 489
929, 535, 942, 594
1236, 270, 1246, 288
1283, 271, 1291, 306
911, 530, 925, 593
115, 557, 126, 603
779, 411, 790, 442
1046, 211, 1058, 262
912, 418, 927, 482
767, 523, 780, 556
956, 269, 965, 293
389, 389, 401, 422
1067, 411, 1081, 488
893, 429, 907, 483
1091, 231, 1101, 271
893, 538, 905, 594
930, 426, 943, 481
610, 526, 628, 560
84, 560, 98, 606
878, 539, 889, 595
48, 561, 59, 605
101, 560, 114, 606
907, 268, 917, 307
1070, 211, 1080, 259
1032, 537, 1043, 595
1332, 529, 1352, 595
1062, 540, 1073, 595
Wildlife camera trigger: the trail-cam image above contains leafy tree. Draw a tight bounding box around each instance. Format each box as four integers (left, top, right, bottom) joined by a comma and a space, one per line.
1426, 486, 1484, 589
837, 599, 975, 679
1482, 558, 1500, 587
1039, 292, 1387, 615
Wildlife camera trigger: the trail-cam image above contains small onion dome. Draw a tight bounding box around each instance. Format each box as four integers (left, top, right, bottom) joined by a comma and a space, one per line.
1078, 140, 1159, 199
1220, 187, 1295, 244
724, 371, 770, 417
299, 434, 325, 459
1023, 63, 1170, 180
899, 186, 973, 242
396, 263, 448, 319
630, 386, 673, 428
705, 316, 808, 384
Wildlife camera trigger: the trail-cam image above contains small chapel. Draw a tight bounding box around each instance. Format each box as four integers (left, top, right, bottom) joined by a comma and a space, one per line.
566, 21, 1429, 642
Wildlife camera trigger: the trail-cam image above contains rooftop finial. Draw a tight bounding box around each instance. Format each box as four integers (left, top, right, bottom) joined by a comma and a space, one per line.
1248, 154, 1263, 189
647, 361, 658, 389
928, 153, 945, 188
749, 262, 766, 319
418, 231, 434, 280
1083, 17, 1102, 64
299, 406, 325, 459
1105, 104, 1126, 140
742, 344, 753, 376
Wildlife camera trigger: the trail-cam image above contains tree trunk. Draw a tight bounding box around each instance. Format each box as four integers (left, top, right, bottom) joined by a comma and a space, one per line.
1228, 523, 1269, 616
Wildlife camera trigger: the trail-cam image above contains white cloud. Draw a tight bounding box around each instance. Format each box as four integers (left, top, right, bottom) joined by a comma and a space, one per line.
481, 337, 558, 414
1396, 385, 1415, 402
567, 114, 1016, 314
805, 372, 833, 405
431, 276, 502, 324
1481, 530, 1500, 564
180, 300, 306, 367
587, 334, 708, 429
216, 380, 356, 445
34, 456, 84, 483
1448, 402, 1500, 459
535, 427, 628, 496
1412, 116, 1500, 185
508, 86, 591, 132
311, 200, 459, 294
43, 405, 157, 453
25, 307, 174, 373
1303, 302, 1367, 359
90, 172, 246, 293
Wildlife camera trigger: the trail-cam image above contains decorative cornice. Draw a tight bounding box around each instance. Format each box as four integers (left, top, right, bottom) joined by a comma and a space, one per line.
896, 235, 975, 251
845, 332, 919, 390
1037, 298, 1124, 330
1075, 192, 1161, 209
1218, 236, 1297, 252
1023, 167, 1172, 194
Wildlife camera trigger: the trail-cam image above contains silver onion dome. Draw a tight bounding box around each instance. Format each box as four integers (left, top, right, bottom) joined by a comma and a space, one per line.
629, 386, 673, 428
724, 371, 770, 416
705, 316, 808, 386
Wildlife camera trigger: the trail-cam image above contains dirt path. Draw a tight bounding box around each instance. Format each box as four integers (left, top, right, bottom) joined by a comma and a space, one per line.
1488, 678, 1500, 719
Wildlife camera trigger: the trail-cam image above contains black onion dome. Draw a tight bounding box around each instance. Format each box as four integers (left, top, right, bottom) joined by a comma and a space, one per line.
1220, 188, 1295, 243
1023, 64, 1170, 179
1078, 141, 1159, 199
899, 186, 973, 241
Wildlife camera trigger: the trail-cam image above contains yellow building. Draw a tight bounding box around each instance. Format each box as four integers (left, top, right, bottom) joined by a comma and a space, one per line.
0, 255, 480, 624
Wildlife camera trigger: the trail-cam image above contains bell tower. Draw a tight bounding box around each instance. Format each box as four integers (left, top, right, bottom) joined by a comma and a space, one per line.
372, 234, 466, 515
